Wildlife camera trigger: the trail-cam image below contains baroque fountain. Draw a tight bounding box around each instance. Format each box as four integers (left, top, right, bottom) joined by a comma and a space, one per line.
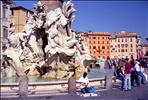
2, 0, 97, 80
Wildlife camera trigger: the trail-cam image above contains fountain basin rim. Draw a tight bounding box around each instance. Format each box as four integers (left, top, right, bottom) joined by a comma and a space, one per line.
1, 77, 115, 86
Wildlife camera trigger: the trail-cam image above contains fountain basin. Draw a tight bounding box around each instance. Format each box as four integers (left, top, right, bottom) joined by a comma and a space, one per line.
1, 69, 114, 83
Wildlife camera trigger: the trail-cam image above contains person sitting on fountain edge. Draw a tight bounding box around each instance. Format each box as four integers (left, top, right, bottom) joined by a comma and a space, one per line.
115, 66, 125, 90
78, 72, 90, 94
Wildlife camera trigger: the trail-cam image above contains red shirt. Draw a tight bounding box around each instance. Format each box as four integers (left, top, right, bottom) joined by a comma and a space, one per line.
125, 62, 132, 74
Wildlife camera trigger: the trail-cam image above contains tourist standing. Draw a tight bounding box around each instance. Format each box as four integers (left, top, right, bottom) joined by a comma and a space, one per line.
123, 58, 132, 91
106, 56, 113, 69
134, 61, 141, 86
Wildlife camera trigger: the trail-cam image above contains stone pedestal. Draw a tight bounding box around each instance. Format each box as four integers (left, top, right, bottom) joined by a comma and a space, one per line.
105, 74, 113, 90
19, 77, 28, 98
39, 0, 63, 13
68, 76, 76, 94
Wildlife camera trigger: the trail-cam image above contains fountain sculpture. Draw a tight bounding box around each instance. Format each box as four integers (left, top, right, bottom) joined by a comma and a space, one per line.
2, 1, 96, 79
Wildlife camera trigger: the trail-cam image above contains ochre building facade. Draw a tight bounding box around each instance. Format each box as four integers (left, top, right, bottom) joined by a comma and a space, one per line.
87, 32, 110, 60
10, 6, 34, 33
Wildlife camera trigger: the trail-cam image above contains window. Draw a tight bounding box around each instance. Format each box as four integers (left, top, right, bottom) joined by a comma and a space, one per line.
107, 41, 109, 44
110, 45, 113, 48
94, 51, 95, 54
122, 38, 124, 42
102, 41, 104, 44
98, 37, 100, 39
26, 11, 30, 17
125, 44, 128, 47
102, 37, 104, 39
10, 9, 14, 15
93, 46, 96, 49
131, 49, 133, 52
121, 49, 124, 52
89, 41, 91, 44
131, 44, 133, 47
102, 46, 105, 49
3, 27, 8, 39
89, 46, 91, 49
107, 46, 109, 49
125, 38, 127, 42
118, 49, 120, 52
118, 39, 120, 42
126, 49, 127, 52
98, 41, 100, 44
93, 37, 96, 39
121, 44, 124, 48
103, 51, 104, 54
130, 38, 132, 42
118, 44, 120, 48
10, 18, 14, 25
98, 46, 100, 49
94, 41, 95, 44
3, 5, 8, 19
89, 37, 91, 39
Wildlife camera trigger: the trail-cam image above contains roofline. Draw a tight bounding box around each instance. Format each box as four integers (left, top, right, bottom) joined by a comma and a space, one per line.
10, 6, 34, 13
88, 34, 111, 36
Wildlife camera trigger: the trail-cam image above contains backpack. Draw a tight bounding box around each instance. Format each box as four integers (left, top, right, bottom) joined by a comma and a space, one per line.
89, 86, 95, 93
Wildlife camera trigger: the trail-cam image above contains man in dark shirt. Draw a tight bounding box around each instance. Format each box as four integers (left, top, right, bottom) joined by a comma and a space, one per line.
116, 66, 125, 89
124, 58, 132, 91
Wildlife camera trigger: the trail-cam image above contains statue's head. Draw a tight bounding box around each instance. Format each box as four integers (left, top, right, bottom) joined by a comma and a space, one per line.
8, 33, 20, 48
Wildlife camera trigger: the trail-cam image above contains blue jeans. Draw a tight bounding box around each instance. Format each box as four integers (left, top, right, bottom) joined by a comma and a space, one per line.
116, 76, 124, 89
124, 74, 131, 90
81, 87, 90, 94
139, 73, 146, 83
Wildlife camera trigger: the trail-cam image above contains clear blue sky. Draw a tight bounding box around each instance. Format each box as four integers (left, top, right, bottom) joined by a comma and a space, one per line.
14, 1, 148, 44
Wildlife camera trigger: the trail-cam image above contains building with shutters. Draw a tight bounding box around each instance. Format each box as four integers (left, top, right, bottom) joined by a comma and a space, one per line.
10, 6, 34, 33
110, 30, 141, 59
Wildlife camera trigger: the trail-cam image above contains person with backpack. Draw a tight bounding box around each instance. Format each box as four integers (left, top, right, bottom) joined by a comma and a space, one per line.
78, 72, 90, 94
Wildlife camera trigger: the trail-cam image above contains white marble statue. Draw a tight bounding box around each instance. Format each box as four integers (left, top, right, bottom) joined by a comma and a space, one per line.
2, 1, 96, 79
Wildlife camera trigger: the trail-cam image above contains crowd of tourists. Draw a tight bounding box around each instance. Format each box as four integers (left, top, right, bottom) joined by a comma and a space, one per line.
112, 57, 148, 91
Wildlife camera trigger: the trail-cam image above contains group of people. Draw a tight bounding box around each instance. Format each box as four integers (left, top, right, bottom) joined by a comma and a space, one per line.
114, 58, 147, 91
77, 57, 148, 94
